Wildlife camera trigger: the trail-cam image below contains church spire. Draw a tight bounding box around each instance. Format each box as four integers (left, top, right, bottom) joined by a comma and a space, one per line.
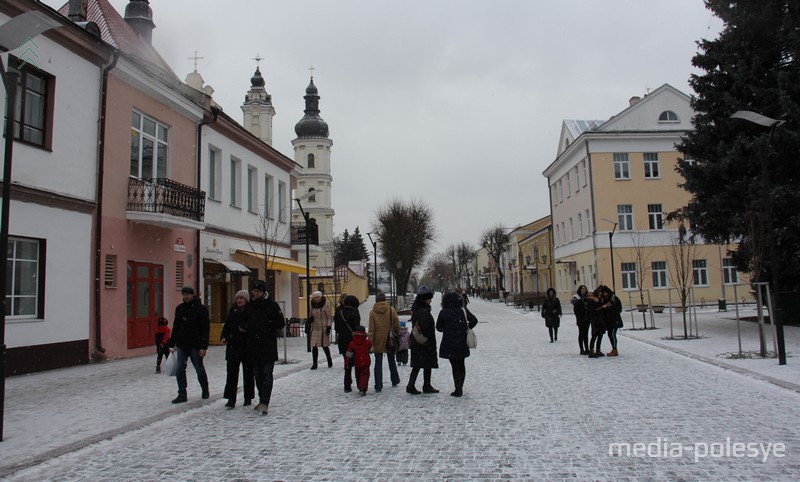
241, 57, 275, 145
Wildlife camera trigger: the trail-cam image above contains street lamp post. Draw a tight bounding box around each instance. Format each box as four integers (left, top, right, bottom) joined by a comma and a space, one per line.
366, 232, 377, 297
732, 110, 787, 365
602, 218, 618, 293
294, 190, 321, 354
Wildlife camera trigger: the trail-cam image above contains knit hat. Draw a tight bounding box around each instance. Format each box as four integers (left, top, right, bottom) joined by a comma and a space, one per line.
354, 325, 366, 333
400, 321, 407, 328
181, 286, 195, 295
235, 290, 249, 300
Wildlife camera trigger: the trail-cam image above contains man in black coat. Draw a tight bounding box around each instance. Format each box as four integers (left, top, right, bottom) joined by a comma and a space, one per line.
168, 286, 210, 404
241, 280, 285, 415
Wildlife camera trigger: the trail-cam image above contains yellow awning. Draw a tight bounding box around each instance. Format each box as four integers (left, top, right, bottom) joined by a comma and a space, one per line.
234, 250, 316, 276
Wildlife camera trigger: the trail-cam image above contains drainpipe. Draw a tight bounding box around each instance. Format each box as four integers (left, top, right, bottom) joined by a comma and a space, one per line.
585, 140, 598, 290
195, 105, 220, 298
93, 49, 119, 357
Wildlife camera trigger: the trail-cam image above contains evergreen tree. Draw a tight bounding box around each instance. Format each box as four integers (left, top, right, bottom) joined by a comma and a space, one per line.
676, 0, 800, 290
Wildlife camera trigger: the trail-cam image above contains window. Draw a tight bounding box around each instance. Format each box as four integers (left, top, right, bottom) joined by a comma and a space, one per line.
264, 175, 274, 219
555, 225, 561, 246
131, 111, 168, 179
578, 213, 583, 238
644, 152, 660, 179
565, 173, 571, 197
569, 218, 574, 242
308, 187, 316, 203
208, 146, 221, 200
8, 58, 53, 148
693, 259, 708, 286
278, 181, 287, 222
247, 166, 258, 212
585, 209, 591, 235
588, 265, 594, 290
659, 110, 679, 123
618, 205, 634, 231
581, 160, 588, 187
557, 180, 563, 203
105, 254, 117, 288
307, 153, 315, 168
230, 157, 241, 207
621, 262, 637, 290
574, 166, 580, 192
175, 261, 184, 290
652, 261, 668, 288
648, 204, 664, 230
561, 222, 566, 245
551, 184, 557, 206
723, 258, 738, 284
6, 237, 44, 318
614, 153, 630, 180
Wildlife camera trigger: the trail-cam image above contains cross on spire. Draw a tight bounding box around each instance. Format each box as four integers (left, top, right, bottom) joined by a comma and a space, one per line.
252, 53, 263, 68
309, 65, 315, 79
188, 50, 203, 72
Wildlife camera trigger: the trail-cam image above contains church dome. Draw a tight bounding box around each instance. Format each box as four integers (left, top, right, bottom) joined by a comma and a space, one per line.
294, 78, 329, 139
251, 67, 265, 88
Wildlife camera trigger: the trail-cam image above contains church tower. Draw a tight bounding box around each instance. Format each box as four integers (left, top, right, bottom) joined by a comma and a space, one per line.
292, 76, 335, 270
241, 65, 275, 145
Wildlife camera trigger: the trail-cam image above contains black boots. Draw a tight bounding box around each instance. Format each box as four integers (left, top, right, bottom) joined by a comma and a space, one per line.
407, 368, 421, 394
311, 347, 318, 370
324, 347, 333, 368
406, 385, 421, 395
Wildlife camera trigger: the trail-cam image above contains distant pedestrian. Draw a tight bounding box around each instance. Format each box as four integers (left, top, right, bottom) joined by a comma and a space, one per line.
571, 285, 591, 355
436, 291, 478, 397
588, 287, 607, 358
600, 286, 623, 356
406, 285, 439, 395
368, 292, 401, 392
334, 294, 361, 392
396, 321, 410, 365
346, 326, 372, 396
168, 286, 210, 403
541, 288, 562, 342
309, 291, 333, 370
241, 280, 285, 415
154, 316, 171, 374
221, 290, 255, 408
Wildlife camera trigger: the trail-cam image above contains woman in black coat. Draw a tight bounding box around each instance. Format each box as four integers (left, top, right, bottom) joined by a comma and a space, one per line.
221, 290, 255, 408
406, 286, 439, 395
541, 288, 562, 343
571, 285, 591, 355
333, 295, 361, 392
436, 291, 478, 397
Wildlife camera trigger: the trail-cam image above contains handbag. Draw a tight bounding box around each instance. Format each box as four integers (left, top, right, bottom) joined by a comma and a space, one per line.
463, 308, 477, 349
386, 329, 400, 352
164, 349, 178, 376
411, 323, 427, 344
305, 316, 313, 335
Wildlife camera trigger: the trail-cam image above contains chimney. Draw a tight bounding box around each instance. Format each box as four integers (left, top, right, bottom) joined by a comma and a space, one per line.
629, 96, 641, 106
68, 0, 87, 22
124, 0, 155, 44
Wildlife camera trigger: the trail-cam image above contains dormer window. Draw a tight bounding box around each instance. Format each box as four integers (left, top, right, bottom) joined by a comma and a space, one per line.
658, 110, 679, 123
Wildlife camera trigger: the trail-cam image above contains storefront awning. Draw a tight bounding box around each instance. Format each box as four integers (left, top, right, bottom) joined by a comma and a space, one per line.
234, 250, 316, 276
204, 258, 252, 274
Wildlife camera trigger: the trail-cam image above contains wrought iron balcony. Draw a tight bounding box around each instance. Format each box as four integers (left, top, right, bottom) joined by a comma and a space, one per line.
127, 177, 205, 228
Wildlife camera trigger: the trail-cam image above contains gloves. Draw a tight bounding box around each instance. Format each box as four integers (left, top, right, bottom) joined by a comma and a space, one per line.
346, 351, 354, 358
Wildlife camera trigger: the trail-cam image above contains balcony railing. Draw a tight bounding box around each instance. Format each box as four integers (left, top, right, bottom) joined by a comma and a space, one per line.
128, 177, 205, 222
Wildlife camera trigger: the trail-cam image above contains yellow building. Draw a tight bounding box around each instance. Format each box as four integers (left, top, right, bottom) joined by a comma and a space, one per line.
543, 84, 750, 308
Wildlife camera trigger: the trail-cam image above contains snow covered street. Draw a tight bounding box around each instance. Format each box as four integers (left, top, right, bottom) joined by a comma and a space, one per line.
3, 295, 799, 480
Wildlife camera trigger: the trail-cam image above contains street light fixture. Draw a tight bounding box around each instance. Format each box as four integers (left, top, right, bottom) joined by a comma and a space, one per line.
0, 10, 62, 443
294, 189, 322, 353
366, 232, 377, 297
731, 110, 787, 365
602, 218, 618, 293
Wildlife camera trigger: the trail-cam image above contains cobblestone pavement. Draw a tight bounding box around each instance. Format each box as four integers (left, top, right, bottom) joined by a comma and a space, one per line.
5, 298, 800, 481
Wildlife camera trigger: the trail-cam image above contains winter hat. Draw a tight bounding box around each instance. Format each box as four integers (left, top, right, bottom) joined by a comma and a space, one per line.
416, 285, 433, 301
252, 280, 268, 292
354, 325, 366, 333
400, 321, 407, 328
235, 290, 249, 300
312, 290, 323, 298
376, 292, 387, 302
181, 286, 195, 295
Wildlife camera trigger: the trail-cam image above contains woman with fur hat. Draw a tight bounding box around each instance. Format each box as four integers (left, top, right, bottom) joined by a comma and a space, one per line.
309, 291, 333, 369
221, 289, 254, 408
406, 285, 439, 395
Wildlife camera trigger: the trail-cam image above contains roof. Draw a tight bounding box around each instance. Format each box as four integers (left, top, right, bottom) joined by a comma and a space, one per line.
563, 119, 605, 139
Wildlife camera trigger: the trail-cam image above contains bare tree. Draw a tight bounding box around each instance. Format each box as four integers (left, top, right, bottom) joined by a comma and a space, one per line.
629, 231, 655, 328
374, 197, 436, 299
247, 197, 290, 291
423, 252, 455, 291
480, 225, 509, 291
667, 224, 698, 339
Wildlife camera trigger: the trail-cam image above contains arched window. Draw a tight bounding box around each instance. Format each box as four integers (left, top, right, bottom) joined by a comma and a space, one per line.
308, 187, 316, 202
307, 153, 315, 168
658, 110, 679, 123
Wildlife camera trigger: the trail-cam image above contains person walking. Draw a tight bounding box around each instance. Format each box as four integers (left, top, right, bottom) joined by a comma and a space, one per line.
368, 292, 401, 392
436, 291, 478, 397
221, 290, 255, 408
334, 294, 361, 392
154, 316, 171, 374
601, 286, 623, 356
396, 321, 410, 366
168, 286, 210, 404
309, 291, 333, 370
541, 288, 562, 343
406, 286, 439, 395
588, 287, 607, 358
241, 280, 285, 415
571, 285, 591, 355
346, 326, 372, 396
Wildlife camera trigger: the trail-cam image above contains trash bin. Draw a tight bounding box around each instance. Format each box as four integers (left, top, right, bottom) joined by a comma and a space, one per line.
718, 298, 727, 312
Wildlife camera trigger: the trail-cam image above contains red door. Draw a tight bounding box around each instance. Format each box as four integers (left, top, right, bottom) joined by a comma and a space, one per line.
127, 261, 164, 349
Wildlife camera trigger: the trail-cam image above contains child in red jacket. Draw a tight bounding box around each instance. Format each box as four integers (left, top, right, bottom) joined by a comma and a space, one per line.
155, 316, 171, 373
346, 326, 372, 396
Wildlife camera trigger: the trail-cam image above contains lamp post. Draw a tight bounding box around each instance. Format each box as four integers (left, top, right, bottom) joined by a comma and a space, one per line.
366, 232, 377, 297
602, 218, 618, 293
732, 110, 787, 365
0, 10, 62, 443
294, 189, 321, 354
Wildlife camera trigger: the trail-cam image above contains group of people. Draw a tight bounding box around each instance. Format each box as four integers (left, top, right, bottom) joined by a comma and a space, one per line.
158, 282, 480, 416
571, 284, 623, 357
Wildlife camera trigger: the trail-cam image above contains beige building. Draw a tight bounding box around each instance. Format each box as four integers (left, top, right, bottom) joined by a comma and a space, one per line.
543, 84, 750, 308
511, 216, 553, 298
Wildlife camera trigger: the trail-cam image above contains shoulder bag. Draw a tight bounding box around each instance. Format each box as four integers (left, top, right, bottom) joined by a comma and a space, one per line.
462, 308, 477, 349
411, 323, 428, 344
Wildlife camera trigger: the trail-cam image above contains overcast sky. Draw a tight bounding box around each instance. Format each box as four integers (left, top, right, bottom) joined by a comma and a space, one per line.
45, 0, 722, 258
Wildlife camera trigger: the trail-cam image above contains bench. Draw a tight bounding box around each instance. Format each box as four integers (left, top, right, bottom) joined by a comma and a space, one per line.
506, 293, 546, 310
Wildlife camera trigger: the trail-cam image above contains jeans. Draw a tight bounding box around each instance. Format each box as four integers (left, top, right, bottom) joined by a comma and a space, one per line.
175, 347, 209, 397
373, 352, 400, 391
224, 358, 255, 402
253, 360, 275, 405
